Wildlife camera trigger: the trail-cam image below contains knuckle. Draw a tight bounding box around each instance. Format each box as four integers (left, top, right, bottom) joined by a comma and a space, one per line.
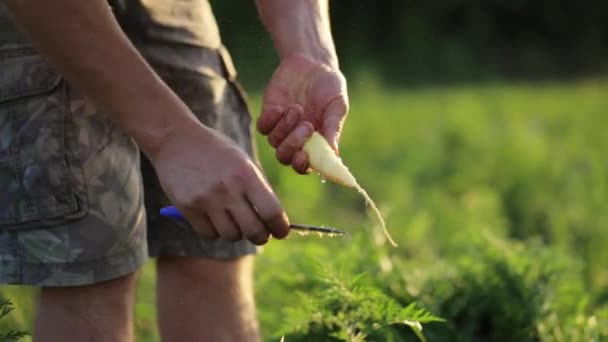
191, 193, 211, 207
248, 231, 270, 246
275, 148, 292, 165
266, 213, 289, 239
267, 134, 279, 148
220, 161, 254, 191
257, 118, 271, 135
211, 179, 230, 195
284, 112, 299, 128
275, 121, 289, 132
268, 130, 284, 148
286, 137, 301, 151
235, 160, 256, 183
292, 162, 308, 175
340, 96, 350, 114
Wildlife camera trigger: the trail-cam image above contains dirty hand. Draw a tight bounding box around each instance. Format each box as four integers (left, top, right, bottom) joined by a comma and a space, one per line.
151, 123, 290, 245
257, 53, 349, 174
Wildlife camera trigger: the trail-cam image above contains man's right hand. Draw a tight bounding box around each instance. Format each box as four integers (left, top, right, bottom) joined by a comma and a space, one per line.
4, 0, 290, 245
150, 123, 290, 245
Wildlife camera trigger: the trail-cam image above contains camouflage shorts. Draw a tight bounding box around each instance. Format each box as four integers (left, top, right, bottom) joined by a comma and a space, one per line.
0, 40, 258, 286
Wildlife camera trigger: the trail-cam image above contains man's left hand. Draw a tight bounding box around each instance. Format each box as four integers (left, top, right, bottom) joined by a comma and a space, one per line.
257, 53, 349, 174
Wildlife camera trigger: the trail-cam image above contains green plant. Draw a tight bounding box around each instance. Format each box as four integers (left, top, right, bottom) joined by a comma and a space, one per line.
402, 236, 608, 342
3, 80, 608, 341
0, 298, 28, 342
277, 264, 443, 342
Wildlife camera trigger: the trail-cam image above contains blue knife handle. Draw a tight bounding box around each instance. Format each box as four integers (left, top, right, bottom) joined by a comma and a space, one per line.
160, 206, 187, 221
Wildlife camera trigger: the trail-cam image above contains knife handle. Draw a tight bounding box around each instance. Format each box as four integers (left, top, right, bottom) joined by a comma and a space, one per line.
160, 206, 186, 221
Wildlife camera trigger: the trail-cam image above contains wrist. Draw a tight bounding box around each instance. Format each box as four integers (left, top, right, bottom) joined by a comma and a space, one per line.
126, 97, 204, 161
280, 48, 338, 70
257, 0, 339, 69
279, 52, 339, 76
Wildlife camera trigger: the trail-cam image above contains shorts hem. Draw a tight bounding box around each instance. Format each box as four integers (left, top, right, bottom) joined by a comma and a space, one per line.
148, 239, 257, 260
0, 243, 148, 287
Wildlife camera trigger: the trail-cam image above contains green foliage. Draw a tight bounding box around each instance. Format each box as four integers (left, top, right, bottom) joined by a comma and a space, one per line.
403, 237, 608, 341
277, 265, 442, 341
251, 80, 608, 341
2, 81, 608, 341
0, 299, 28, 342
213, 0, 608, 88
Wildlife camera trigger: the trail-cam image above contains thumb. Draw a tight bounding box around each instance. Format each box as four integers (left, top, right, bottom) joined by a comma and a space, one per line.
321, 96, 348, 154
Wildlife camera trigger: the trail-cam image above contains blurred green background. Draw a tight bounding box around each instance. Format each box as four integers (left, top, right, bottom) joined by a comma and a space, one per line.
2, 1, 608, 341
214, 0, 608, 88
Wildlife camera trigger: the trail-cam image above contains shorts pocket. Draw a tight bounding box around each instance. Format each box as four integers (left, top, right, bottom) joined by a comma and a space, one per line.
0, 48, 87, 229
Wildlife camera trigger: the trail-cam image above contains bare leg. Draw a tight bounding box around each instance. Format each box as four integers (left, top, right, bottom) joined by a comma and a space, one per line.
156, 255, 259, 342
33, 272, 138, 342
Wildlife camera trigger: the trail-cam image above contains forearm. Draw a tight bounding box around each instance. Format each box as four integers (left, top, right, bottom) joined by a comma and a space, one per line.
255, 0, 338, 68
4, 0, 200, 157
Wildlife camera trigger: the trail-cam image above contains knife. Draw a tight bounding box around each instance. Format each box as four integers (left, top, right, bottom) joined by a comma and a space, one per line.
160, 206, 345, 237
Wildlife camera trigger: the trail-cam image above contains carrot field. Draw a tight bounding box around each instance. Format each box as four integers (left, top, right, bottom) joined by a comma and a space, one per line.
2, 78, 608, 341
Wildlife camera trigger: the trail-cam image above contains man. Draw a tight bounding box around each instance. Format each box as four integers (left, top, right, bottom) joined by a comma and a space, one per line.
0, 0, 348, 341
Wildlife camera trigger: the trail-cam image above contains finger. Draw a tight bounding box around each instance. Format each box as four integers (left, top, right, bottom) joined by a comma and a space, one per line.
257, 104, 284, 135
207, 209, 242, 242
275, 121, 314, 165
267, 105, 302, 148
229, 197, 270, 246
321, 96, 349, 153
180, 209, 219, 240
244, 171, 290, 239
291, 150, 310, 175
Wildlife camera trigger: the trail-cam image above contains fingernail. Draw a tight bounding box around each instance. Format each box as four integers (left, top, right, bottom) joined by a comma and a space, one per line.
297, 123, 312, 136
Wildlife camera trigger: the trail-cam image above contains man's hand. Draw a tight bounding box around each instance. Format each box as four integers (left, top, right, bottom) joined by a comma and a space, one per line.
255, 0, 348, 174
257, 53, 349, 174
4, 0, 290, 245
151, 124, 290, 245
